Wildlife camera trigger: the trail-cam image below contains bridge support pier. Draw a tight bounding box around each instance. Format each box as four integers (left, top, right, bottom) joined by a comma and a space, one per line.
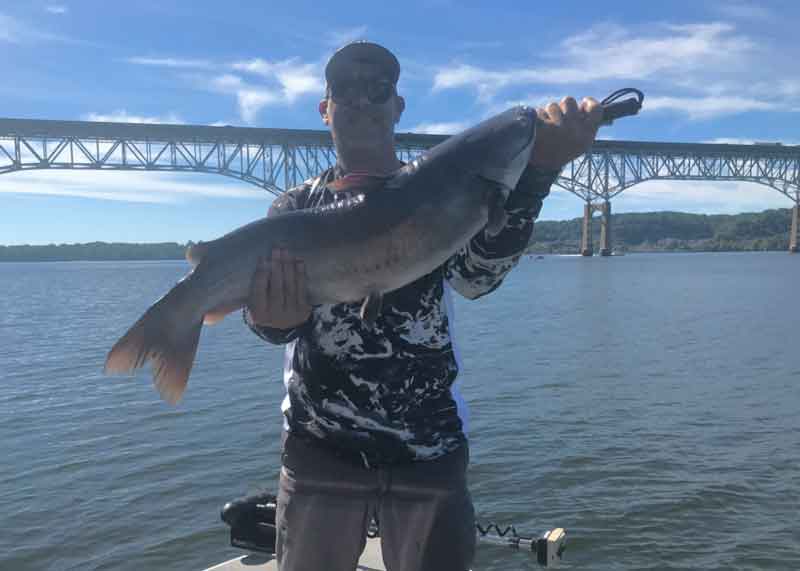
791, 203, 799, 253
581, 200, 614, 256
581, 203, 594, 256
599, 200, 612, 256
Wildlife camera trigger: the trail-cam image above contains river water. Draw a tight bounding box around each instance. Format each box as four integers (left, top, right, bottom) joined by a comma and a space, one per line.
1, 252, 798, 570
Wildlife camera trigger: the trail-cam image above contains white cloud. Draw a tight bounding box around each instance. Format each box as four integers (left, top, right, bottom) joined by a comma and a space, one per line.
125, 58, 322, 123
124, 53, 323, 122
541, 179, 795, 221
563, 22, 752, 80
127, 56, 214, 69
0, 14, 16, 43
434, 21, 754, 97
1, 12, 40, 43
484, 94, 570, 117
430, 20, 798, 121
454, 40, 504, 50
236, 90, 280, 123
426, 95, 573, 138
704, 137, 800, 146
433, 64, 526, 101
83, 110, 185, 124
276, 66, 320, 101
208, 74, 280, 123
408, 121, 469, 135
231, 58, 320, 102
703, 137, 757, 145
0, 170, 265, 203
0, 11, 84, 44
644, 95, 781, 120
45, 5, 68, 14
613, 179, 795, 215
211, 74, 244, 91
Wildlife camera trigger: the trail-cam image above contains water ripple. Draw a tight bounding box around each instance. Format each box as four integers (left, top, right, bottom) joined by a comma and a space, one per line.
2, 255, 799, 570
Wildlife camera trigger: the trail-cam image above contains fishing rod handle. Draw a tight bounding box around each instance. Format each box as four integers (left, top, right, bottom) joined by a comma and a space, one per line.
600, 87, 645, 125
602, 97, 642, 122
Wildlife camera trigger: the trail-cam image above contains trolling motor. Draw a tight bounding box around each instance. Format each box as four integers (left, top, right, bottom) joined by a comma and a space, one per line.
220, 491, 567, 567
220, 492, 278, 554
476, 521, 566, 567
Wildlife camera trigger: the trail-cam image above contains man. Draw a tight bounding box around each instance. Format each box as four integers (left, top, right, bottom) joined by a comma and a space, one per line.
243, 41, 602, 571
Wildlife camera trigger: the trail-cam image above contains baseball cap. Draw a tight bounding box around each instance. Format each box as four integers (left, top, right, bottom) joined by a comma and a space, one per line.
325, 41, 400, 85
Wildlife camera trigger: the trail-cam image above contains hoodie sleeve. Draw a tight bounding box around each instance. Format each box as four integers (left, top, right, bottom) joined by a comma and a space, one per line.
444, 165, 558, 300
243, 183, 313, 345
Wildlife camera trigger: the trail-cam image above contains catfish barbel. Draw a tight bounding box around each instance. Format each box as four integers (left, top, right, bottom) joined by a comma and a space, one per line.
104, 106, 538, 403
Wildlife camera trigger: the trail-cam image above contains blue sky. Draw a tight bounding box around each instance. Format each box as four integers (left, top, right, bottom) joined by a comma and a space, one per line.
1, 0, 799, 245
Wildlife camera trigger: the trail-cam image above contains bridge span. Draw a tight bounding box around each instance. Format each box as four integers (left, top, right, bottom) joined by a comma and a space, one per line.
1, 117, 798, 253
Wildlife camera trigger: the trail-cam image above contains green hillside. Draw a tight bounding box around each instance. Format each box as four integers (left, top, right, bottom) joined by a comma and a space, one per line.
528, 208, 794, 253
0, 241, 187, 262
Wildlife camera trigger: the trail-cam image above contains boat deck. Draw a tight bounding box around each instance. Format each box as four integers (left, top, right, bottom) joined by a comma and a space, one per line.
205, 537, 386, 571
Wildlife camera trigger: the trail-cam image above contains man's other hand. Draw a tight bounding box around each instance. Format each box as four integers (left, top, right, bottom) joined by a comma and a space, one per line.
530, 96, 603, 171
247, 248, 312, 329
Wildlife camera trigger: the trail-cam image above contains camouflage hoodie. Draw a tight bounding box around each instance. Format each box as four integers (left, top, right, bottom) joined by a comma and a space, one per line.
245, 164, 555, 468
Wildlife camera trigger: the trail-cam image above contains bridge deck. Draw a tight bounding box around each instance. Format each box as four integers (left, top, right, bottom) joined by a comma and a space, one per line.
1, 117, 797, 200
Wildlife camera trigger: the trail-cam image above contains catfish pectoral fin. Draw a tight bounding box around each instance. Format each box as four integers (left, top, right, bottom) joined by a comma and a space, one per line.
486, 187, 508, 236
359, 291, 384, 328
203, 300, 245, 325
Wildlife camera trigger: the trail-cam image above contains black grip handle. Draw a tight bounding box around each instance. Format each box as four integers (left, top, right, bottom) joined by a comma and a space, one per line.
602, 98, 642, 122
600, 88, 644, 124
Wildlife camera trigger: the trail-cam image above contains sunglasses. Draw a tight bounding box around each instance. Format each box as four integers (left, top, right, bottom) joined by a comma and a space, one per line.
329, 78, 395, 106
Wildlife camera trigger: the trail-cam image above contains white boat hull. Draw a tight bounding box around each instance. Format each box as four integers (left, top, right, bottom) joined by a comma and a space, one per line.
205, 536, 387, 571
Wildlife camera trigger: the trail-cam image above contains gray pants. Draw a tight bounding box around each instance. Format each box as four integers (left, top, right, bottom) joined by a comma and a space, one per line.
276, 432, 475, 571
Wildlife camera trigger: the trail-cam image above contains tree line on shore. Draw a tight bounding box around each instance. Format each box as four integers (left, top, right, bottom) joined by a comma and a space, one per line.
1, 208, 795, 261
0, 241, 186, 262
527, 207, 794, 254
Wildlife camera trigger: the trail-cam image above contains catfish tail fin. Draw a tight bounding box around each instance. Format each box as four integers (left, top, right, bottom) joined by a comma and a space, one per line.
104, 294, 204, 405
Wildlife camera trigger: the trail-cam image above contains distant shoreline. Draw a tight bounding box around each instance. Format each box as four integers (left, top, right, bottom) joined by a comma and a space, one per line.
2, 208, 794, 261
0, 242, 788, 263
0, 250, 789, 263
0, 242, 188, 263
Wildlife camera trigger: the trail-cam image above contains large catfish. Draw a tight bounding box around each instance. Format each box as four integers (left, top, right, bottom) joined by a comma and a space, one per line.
105, 106, 538, 403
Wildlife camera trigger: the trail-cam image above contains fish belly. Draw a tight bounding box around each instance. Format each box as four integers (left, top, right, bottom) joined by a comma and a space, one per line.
303, 200, 487, 303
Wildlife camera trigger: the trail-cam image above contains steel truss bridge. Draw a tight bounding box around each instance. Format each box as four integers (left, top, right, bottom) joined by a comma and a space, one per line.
1, 117, 798, 254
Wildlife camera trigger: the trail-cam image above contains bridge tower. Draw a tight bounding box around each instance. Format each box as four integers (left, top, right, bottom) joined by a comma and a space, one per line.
599, 200, 612, 256
580, 200, 613, 256
791, 192, 800, 253
580, 202, 593, 256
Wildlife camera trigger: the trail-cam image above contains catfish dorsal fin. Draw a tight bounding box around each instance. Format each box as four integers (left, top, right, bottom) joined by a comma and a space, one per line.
186, 241, 209, 267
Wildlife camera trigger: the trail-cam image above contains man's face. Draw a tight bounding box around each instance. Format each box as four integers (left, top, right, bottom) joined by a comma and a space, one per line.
320, 62, 404, 148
